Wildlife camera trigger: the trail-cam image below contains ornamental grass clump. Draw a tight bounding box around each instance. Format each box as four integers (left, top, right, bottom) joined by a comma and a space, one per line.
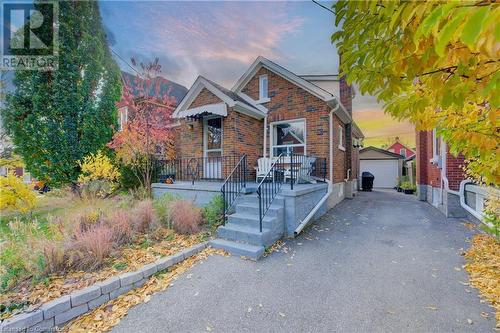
170, 200, 203, 234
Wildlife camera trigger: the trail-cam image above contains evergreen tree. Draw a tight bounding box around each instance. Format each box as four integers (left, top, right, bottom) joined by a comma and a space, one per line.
3, 1, 122, 187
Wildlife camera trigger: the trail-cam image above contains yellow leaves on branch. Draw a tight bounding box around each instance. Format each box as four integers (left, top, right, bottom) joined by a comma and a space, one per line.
463, 234, 500, 327
0, 172, 36, 213
333, 0, 500, 186
77, 151, 120, 185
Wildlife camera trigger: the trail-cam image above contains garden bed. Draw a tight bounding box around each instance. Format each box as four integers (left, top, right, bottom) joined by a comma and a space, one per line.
0, 190, 223, 321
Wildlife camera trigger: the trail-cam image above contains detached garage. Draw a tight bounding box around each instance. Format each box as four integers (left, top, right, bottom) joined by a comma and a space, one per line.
359, 147, 404, 189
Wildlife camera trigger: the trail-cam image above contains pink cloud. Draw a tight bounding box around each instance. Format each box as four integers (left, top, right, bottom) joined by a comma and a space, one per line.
137, 2, 304, 86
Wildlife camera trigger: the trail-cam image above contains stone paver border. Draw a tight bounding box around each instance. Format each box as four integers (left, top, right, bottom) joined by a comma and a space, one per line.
0, 242, 208, 333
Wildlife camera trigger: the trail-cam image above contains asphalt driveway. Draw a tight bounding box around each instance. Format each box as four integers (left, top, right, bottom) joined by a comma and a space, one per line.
113, 190, 494, 332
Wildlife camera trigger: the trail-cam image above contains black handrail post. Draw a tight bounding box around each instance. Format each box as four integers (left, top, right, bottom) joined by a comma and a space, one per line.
290, 153, 294, 190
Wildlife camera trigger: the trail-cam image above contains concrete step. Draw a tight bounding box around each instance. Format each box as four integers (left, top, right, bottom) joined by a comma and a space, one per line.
238, 194, 285, 206
228, 212, 277, 230
210, 239, 265, 260
217, 223, 272, 246
235, 203, 284, 217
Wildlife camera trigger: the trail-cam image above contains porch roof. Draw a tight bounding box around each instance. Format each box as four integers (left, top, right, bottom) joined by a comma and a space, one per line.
173, 76, 266, 120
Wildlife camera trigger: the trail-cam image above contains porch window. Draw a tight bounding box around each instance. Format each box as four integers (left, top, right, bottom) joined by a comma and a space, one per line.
271, 119, 305, 156
205, 117, 222, 150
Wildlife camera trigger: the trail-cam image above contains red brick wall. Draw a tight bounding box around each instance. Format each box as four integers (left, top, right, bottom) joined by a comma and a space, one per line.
446, 150, 466, 191
241, 67, 347, 182
387, 141, 415, 158
176, 88, 223, 159
416, 130, 465, 190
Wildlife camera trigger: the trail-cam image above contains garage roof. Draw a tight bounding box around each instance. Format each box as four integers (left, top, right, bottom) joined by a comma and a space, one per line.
359, 146, 405, 159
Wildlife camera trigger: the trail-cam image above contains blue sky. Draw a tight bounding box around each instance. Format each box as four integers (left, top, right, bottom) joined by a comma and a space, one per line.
100, 1, 339, 87
100, 1, 383, 111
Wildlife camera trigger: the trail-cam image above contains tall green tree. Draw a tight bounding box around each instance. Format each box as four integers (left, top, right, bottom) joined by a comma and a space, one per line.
3, 1, 122, 187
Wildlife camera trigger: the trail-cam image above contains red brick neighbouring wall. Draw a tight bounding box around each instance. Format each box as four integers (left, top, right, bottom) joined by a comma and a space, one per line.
446, 151, 466, 191
416, 130, 465, 191
241, 67, 347, 182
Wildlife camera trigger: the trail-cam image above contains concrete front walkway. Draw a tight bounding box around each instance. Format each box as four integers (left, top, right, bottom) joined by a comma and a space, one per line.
113, 190, 494, 332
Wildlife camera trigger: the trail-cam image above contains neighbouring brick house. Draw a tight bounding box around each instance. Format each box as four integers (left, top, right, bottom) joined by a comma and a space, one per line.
387, 137, 415, 159
416, 129, 469, 217
171, 56, 364, 206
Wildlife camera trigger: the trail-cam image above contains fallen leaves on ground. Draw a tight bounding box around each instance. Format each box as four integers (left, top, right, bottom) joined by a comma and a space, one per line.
1, 232, 205, 317
463, 234, 500, 328
63, 248, 227, 333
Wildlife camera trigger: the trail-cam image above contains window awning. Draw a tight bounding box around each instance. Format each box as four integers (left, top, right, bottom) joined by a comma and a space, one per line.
175, 103, 227, 118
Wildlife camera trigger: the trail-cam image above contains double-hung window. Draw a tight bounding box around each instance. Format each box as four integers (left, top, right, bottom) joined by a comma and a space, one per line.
271, 119, 305, 156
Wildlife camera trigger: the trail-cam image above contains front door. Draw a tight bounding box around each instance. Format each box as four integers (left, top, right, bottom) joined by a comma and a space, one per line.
203, 117, 222, 179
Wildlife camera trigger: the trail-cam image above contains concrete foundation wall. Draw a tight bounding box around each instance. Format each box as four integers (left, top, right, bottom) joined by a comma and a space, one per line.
418, 184, 468, 218
281, 183, 328, 238
327, 182, 346, 209
152, 183, 219, 206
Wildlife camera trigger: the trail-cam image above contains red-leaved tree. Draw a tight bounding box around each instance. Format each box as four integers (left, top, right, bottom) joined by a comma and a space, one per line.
108, 58, 176, 194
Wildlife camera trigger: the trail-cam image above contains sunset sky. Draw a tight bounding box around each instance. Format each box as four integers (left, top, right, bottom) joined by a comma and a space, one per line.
99, 1, 414, 146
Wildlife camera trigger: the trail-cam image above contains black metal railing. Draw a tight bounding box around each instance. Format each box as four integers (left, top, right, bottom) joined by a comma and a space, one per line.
155, 155, 241, 185
256, 154, 286, 232
289, 154, 327, 190
220, 155, 247, 223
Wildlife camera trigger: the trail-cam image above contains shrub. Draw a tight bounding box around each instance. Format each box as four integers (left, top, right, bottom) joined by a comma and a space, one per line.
41, 241, 67, 274
0, 172, 37, 213
0, 246, 27, 290
203, 195, 224, 230
68, 223, 115, 271
170, 200, 203, 234
106, 211, 134, 245
153, 192, 180, 228
133, 200, 157, 233
74, 209, 103, 233
78, 151, 120, 198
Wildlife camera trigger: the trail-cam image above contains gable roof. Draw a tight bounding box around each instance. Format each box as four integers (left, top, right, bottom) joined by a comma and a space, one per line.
231, 56, 353, 124
359, 146, 405, 159
172, 76, 265, 120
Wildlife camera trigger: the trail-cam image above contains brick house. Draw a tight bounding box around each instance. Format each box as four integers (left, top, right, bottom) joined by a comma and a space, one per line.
387, 137, 415, 159
156, 56, 364, 258
416, 130, 469, 217
171, 56, 363, 200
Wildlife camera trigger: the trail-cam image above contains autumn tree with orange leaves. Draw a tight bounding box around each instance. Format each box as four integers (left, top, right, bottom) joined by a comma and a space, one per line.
108, 58, 176, 194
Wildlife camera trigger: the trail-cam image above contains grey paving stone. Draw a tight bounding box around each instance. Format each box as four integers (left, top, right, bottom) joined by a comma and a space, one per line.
109, 284, 133, 299
40, 295, 71, 319
155, 256, 174, 271
70, 285, 101, 307
88, 294, 110, 310
133, 279, 147, 289
54, 304, 88, 326
169, 252, 185, 265
119, 271, 143, 287
181, 243, 207, 258
26, 318, 54, 333
139, 263, 157, 278
96, 276, 120, 294
1, 310, 43, 332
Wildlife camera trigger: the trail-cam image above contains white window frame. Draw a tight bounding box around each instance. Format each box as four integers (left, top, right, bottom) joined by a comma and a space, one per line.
430, 128, 443, 168
258, 74, 270, 103
399, 148, 406, 158
338, 125, 345, 151
270, 118, 306, 157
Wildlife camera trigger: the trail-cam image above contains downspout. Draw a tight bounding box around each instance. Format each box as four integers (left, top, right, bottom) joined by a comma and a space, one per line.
294, 101, 340, 236
263, 115, 268, 158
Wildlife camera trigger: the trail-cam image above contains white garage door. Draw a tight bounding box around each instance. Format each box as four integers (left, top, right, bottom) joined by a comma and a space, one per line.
360, 159, 399, 188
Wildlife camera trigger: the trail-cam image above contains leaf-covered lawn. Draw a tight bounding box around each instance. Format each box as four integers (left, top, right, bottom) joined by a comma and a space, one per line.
464, 234, 500, 328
